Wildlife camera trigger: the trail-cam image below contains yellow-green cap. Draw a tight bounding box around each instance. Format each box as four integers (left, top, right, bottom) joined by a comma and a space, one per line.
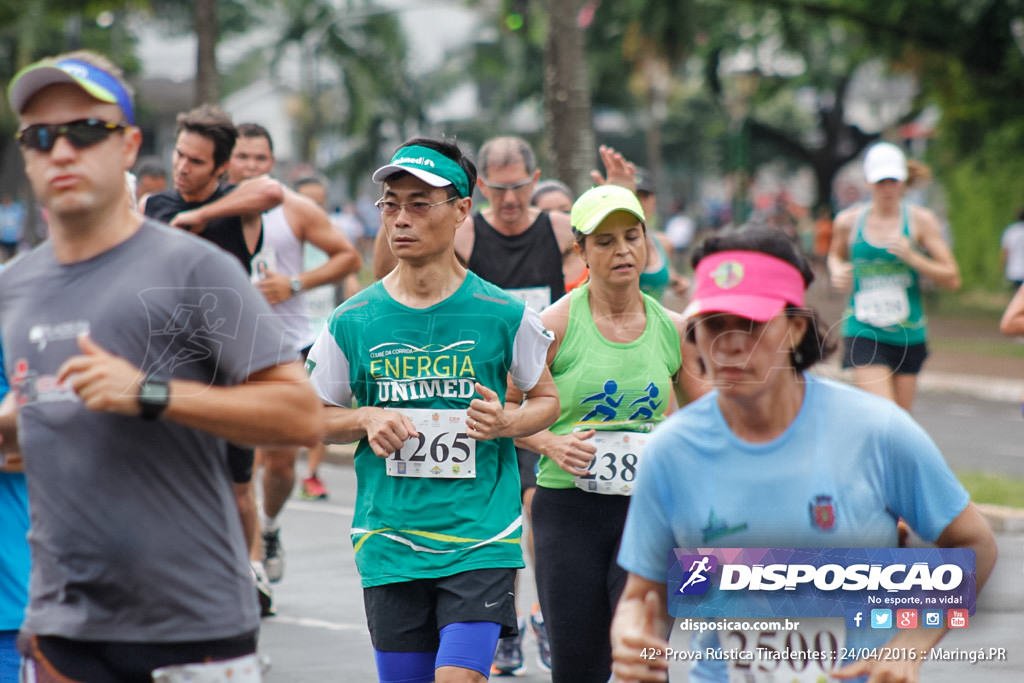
570, 184, 646, 235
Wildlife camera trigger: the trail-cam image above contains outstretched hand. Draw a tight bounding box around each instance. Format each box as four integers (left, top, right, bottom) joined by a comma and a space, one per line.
590, 145, 637, 191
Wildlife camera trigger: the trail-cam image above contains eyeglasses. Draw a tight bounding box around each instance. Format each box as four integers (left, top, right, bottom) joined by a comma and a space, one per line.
481, 178, 533, 193
16, 119, 127, 152
375, 196, 458, 215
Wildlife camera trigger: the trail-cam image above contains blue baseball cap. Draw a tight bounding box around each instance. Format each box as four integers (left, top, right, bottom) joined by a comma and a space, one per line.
8, 57, 135, 125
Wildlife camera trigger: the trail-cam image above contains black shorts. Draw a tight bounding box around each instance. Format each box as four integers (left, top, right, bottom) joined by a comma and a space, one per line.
363, 568, 517, 652
226, 443, 255, 484
841, 337, 929, 375
19, 630, 257, 683
516, 447, 539, 496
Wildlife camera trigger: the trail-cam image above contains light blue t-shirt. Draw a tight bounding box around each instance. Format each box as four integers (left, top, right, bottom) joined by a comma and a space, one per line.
618, 373, 970, 681
0, 335, 30, 632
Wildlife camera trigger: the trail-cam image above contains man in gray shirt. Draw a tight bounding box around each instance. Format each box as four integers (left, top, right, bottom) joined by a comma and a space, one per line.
0, 50, 322, 680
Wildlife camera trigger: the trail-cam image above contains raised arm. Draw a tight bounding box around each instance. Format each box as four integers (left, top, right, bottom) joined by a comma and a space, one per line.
56, 334, 321, 448
827, 208, 856, 292
901, 207, 961, 290
170, 176, 284, 231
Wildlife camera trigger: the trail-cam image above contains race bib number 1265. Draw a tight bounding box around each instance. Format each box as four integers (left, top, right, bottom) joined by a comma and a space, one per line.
386, 409, 476, 479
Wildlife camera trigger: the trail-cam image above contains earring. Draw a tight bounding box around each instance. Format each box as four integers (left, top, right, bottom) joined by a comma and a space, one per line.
793, 348, 804, 364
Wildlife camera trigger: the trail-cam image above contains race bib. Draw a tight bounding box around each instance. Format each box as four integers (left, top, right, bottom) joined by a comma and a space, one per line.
505, 286, 551, 313
250, 246, 277, 284
853, 286, 909, 327
723, 619, 845, 683
151, 654, 262, 683
573, 430, 649, 495
386, 409, 476, 479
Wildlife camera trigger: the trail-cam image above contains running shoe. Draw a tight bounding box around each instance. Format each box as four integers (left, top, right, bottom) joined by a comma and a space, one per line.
491, 617, 526, 676
300, 474, 329, 500
529, 605, 551, 673
262, 528, 285, 583
250, 563, 274, 617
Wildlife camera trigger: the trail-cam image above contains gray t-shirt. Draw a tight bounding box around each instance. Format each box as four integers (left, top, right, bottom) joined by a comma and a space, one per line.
0, 220, 293, 642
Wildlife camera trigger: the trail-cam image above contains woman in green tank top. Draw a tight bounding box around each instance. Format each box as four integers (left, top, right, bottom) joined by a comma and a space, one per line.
511, 185, 707, 682
828, 142, 960, 411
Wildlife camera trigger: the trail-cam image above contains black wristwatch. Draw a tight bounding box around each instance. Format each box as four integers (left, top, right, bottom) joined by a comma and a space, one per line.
138, 374, 170, 421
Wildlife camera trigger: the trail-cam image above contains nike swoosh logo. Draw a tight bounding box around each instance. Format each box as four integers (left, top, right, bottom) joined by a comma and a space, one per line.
484, 600, 501, 608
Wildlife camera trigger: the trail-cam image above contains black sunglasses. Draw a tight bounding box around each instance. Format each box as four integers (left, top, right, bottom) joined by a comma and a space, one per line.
16, 119, 127, 152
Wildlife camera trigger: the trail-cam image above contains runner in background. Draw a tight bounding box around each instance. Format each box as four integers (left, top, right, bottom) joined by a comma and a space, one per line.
828, 142, 960, 412
292, 175, 363, 498
1000, 207, 1024, 288
531, 180, 573, 214
515, 185, 706, 682
0, 335, 29, 682
307, 137, 559, 683
222, 125, 360, 587
132, 156, 167, 201
0, 195, 25, 263
610, 227, 996, 683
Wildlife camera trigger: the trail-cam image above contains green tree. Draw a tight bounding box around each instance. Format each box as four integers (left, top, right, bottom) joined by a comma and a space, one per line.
270, 0, 428, 195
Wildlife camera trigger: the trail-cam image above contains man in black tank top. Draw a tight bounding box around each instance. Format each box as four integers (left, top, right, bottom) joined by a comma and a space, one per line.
140, 105, 282, 275
463, 136, 575, 676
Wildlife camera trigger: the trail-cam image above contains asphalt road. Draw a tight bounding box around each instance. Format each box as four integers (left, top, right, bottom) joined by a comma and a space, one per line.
258, 451, 1023, 682
912, 391, 1024, 478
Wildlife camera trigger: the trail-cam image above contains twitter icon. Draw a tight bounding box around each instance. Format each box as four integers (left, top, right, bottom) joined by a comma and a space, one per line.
871, 609, 892, 629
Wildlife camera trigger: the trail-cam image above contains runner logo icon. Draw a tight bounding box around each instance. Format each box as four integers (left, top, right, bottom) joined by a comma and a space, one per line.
677, 555, 718, 595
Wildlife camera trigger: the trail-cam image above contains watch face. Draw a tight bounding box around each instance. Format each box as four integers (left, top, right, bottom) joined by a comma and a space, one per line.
141, 382, 168, 402
290, 278, 302, 293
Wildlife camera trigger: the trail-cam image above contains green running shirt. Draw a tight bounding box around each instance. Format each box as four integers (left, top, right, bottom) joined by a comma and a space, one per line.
307, 272, 553, 587
842, 203, 927, 345
537, 283, 682, 489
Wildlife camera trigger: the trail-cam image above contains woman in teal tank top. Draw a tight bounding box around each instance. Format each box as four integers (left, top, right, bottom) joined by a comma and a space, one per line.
828, 142, 961, 411
512, 185, 707, 682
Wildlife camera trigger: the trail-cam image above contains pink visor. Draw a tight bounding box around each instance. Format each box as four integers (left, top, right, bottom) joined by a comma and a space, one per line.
683, 250, 805, 322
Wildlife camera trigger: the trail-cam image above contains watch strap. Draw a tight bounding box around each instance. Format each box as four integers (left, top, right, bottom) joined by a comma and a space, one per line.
138, 374, 170, 421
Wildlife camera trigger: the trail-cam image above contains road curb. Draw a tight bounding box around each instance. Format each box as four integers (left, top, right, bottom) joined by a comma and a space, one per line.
812, 363, 1024, 404
975, 503, 1024, 534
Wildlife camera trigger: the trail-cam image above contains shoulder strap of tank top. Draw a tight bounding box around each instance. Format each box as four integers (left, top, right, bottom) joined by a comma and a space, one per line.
851, 203, 870, 244
900, 202, 912, 240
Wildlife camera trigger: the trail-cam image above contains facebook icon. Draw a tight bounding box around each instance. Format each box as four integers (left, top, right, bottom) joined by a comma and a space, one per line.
846, 610, 865, 628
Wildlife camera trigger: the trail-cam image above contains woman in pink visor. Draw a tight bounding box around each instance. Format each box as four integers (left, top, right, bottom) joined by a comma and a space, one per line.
610, 228, 995, 683
828, 142, 960, 412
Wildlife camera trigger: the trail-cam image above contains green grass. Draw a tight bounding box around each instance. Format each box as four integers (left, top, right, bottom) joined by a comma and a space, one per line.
927, 288, 1015, 320
930, 336, 1024, 358
956, 470, 1024, 508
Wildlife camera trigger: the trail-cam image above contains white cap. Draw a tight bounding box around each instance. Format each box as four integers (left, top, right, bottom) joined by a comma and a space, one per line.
863, 142, 907, 184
